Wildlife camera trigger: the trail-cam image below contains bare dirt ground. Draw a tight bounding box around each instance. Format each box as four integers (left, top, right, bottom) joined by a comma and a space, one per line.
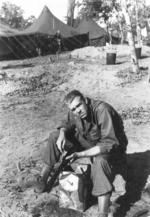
1, 45, 150, 217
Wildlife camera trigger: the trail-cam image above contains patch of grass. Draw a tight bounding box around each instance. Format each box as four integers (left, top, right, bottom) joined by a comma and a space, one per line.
117, 67, 148, 86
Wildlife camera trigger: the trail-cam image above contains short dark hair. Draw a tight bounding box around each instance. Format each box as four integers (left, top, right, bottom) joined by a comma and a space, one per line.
64, 90, 84, 105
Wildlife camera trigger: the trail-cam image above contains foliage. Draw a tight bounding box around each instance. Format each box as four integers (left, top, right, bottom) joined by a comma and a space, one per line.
74, 0, 123, 37
23, 15, 36, 29
110, 19, 127, 38
131, 5, 150, 29
75, 0, 149, 40
0, 1, 24, 29
0, 1, 36, 29
76, 0, 120, 21
121, 3, 150, 39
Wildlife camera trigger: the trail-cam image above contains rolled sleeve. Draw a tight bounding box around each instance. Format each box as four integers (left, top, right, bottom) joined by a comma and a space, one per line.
96, 108, 119, 154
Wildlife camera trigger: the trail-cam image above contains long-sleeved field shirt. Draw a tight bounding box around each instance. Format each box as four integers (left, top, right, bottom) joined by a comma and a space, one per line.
58, 98, 128, 154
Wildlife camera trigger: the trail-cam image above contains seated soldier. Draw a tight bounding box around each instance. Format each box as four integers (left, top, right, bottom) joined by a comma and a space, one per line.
25, 90, 128, 217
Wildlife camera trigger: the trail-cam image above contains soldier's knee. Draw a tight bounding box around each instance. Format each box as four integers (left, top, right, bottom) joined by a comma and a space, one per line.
48, 131, 59, 144
94, 155, 108, 165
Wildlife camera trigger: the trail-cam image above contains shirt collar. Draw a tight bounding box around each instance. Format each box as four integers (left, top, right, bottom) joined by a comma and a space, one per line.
85, 97, 94, 125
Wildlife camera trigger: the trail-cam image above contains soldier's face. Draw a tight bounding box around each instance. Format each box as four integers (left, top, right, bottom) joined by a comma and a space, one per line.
67, 96, 88, 119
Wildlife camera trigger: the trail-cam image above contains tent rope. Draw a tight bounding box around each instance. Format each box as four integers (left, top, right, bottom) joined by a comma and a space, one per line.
0, 37, 21, 60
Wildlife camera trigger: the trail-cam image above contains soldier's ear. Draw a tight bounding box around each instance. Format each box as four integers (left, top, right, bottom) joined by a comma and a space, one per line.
85, 98, 88, 104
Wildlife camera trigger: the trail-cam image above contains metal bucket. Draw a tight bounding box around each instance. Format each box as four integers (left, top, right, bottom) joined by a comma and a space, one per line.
147, 43, 150, 47
106, 53, 116, 65
135, 47, 142, 59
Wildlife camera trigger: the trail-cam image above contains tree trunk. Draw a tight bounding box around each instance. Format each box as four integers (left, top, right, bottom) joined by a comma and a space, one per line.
135, 0, 142, 46
119, 23, 124, 45
122, 5, 140, 74
108, 29, 112, 45
113, 7, 124, 45
118, 13, 124, 45
67, 0, 75, 27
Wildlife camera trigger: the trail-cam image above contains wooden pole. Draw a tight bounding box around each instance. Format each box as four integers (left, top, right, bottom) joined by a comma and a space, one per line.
122, 0, 140, 73
67, 0, 75, 27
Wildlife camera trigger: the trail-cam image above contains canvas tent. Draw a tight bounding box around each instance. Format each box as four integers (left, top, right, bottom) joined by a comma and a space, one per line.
0, 6, 88, 60
21, 6, 79, 37
19, 6, 88, 54
0, 21, 34, 60
0, 21, 20, 37
76, 19, 109, 47
0, 21, 21, 59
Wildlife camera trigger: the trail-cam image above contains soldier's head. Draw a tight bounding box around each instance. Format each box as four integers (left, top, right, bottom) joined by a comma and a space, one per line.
64, 90, 88, 119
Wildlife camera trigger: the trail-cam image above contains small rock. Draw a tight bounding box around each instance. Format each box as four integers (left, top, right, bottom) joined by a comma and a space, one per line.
68, 61, 75, 67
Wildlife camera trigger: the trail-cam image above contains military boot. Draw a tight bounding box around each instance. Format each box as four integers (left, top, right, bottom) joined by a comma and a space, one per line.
24, 163, 52, 194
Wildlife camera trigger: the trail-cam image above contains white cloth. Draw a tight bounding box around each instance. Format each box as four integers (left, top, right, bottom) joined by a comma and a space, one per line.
141, 26, 148, 38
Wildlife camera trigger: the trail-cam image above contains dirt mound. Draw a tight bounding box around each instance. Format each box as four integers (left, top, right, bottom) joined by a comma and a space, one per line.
0, 61, 73, 96
71, 45, 150, 59
1, 48, 150, 217
71, 46, 106, 59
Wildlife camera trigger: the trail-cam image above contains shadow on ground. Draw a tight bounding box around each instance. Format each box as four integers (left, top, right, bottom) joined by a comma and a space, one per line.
28, 151, 150, 217
141, 55, 150, 60
2, 63, 35, 69
115, 150, 150, 217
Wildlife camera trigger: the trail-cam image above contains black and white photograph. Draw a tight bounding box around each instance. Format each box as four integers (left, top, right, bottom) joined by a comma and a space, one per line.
1, 0, 150, 216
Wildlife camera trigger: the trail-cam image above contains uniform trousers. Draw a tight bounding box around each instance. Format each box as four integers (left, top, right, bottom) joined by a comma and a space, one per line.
43, 131, 127, 196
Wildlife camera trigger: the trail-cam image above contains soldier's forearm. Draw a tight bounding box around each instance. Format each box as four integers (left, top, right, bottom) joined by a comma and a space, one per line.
78, 146, 101, 158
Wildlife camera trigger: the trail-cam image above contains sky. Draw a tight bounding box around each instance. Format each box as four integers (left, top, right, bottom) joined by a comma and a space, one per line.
0, 0, 150, 23
0, 0, 68, 22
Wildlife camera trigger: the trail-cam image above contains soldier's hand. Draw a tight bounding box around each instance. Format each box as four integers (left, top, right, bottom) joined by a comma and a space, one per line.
66, 152, 85, 160
56, 134, 66, 153
65, 152, 78, 160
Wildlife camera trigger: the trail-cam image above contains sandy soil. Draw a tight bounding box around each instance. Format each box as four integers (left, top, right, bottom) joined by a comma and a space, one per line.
0, 45, 150, 217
